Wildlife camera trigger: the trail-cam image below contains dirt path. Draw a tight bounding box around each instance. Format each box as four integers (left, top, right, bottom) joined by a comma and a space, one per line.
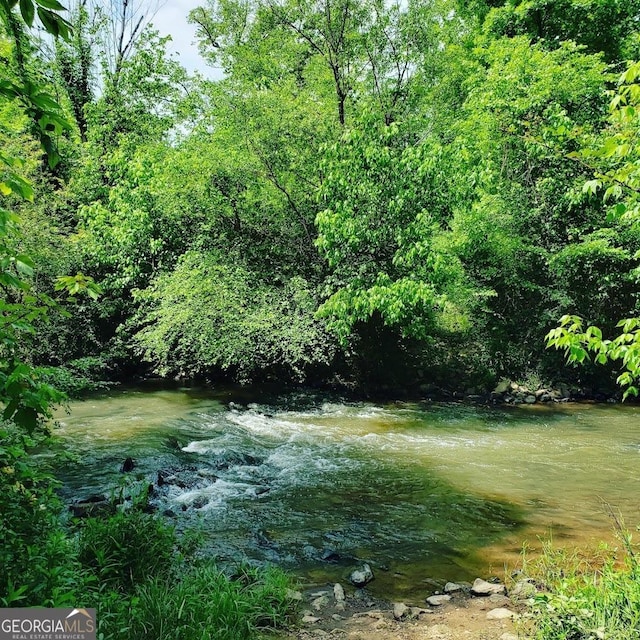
281, 583, 526, 640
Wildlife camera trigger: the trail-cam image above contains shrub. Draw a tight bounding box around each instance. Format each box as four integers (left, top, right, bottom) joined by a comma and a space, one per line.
0, 427, 82, 607
134, 251, 335, 382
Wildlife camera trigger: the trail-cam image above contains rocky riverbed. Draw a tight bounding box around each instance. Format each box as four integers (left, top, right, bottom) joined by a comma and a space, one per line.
281, 573, 536, 640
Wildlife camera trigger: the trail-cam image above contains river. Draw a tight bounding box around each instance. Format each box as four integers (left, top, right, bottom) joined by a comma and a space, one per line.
51, 385, 640, 601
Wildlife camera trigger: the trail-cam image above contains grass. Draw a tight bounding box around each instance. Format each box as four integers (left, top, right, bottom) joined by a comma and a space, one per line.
519, 516, 640, 640
123, 565, 296, 640
74, 509, 297, 640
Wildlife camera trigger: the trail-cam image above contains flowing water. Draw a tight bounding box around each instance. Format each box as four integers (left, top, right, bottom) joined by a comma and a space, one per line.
51, 385, 640, 600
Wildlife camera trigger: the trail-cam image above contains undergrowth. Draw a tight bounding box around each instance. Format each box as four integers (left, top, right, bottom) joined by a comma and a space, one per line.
521, 514, 640, 640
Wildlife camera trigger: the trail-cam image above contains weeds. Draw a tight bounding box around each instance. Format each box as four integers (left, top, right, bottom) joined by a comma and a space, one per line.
522, 518, 640, 640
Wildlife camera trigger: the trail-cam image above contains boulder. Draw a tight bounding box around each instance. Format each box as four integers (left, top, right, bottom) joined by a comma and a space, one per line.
470, 578, 506, 596
524, 395, 536, 404
333, 583, 345, 602
443, 582, 463, 593
349, 563, 374, 587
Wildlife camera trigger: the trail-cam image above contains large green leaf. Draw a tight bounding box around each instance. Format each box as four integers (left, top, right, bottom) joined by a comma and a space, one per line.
19, 0, 34, 27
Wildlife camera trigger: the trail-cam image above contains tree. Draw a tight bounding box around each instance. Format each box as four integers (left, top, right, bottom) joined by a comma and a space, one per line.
467, 0, 640, 62
546, 61, 640, 397
1, 0, 103, 432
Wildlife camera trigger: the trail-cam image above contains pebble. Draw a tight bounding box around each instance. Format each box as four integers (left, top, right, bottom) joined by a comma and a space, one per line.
302, 615, 321, 624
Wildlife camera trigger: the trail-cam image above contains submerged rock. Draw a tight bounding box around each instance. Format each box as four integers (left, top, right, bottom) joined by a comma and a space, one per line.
212, 451, 262, 470
121, 457, 135, 473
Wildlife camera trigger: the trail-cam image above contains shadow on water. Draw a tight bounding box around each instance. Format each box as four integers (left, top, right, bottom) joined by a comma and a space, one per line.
215, 456, 525, 600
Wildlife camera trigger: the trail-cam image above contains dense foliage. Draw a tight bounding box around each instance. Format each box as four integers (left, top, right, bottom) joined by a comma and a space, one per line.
2, 0, 639, 395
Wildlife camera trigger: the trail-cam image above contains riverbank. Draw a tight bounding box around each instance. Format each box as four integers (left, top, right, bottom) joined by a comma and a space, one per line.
54, 365, 626, 407
280, 578, 523, 640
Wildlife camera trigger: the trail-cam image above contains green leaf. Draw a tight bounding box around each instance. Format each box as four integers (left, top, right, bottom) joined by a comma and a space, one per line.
36, 6, 58, 36
19, 0, 35, 26
15, 255, 34, 276
582, 180, 601, 196
30, 91, 62, 112
34, 0, 66, 9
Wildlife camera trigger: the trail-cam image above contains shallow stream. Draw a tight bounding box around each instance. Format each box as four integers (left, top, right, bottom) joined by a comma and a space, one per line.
51, 386, 640, 600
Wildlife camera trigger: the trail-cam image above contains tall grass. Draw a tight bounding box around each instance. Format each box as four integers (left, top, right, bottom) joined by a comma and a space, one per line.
75, 509, 297, 640
522, 521, 640, 640
78, 509, 176, 591
122, 565, 295, 640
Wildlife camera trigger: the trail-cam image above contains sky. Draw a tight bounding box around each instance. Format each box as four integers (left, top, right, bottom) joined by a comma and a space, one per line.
150, 0, 220, 77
